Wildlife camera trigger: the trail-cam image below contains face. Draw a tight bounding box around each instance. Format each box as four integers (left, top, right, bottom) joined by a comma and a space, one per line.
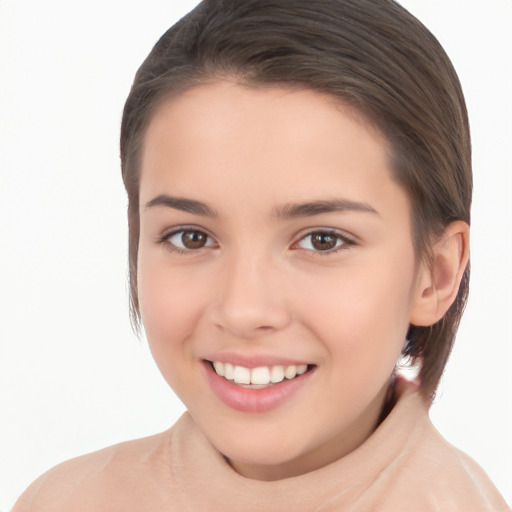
137, 82, 427, 480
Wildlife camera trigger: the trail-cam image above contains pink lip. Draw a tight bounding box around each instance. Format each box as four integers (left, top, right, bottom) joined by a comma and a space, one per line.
203, 351, 310, 369
202, 360, 314, 413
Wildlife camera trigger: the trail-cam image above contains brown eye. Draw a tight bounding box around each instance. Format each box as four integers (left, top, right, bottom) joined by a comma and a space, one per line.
296, 231, 348, 252
182, 230, 207, 249
165, 229, 215, 251
311, 233, 337, 250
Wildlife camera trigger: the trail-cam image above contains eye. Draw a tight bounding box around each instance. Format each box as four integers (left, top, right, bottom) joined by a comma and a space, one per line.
295, 231, 351, 253
163, 229, 216, 252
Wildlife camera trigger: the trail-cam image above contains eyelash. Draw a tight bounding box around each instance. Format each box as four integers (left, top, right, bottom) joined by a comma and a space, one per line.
293, 230, 355, 256
157, 228, 355, 255
158, 227, 217, 255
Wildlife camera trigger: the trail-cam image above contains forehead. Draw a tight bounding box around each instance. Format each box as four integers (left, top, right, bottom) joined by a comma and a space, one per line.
139, 81, 409, 220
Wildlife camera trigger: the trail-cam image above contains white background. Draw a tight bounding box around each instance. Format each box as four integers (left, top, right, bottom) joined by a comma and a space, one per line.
0, 1, 511, 509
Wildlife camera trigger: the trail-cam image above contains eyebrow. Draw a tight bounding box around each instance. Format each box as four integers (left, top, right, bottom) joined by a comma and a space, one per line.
144, 194, 378, 220
272, 199, 379, 220
144, 194, 218, 217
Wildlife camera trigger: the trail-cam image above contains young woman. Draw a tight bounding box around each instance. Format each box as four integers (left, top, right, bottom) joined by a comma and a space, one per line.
12, 0, 510, 510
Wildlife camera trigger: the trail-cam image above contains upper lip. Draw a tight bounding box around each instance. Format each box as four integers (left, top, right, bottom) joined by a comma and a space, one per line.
203, 351, 312, 368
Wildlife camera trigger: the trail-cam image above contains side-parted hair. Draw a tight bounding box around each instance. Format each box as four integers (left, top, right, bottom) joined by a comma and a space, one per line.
120, 0, 471, 399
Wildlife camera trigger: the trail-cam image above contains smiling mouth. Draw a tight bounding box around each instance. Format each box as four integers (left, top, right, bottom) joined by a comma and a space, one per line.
207, 361, 314, 389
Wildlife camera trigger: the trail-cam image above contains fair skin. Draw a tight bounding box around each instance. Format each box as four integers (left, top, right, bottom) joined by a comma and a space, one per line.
137, 81, 469, 481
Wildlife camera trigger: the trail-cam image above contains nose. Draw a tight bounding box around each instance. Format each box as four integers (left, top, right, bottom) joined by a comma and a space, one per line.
211, 250, 292, 339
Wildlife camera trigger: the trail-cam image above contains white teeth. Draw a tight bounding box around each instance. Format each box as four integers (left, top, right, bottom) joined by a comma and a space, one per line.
224, 363, 234, 380
284, 365, 297, 379
233, 366, 251, 384
251, 366, 271, 385
213, 361, 224, 377
211, 361, 309, 386
296, 364, 308, 375
270, 365, 285, 383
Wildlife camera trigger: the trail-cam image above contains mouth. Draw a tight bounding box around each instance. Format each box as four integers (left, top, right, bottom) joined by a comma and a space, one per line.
207, 360, 313, 389
202, 355, 316, 412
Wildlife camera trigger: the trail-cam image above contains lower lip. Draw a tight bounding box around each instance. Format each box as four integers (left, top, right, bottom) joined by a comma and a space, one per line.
203, 361, 314, 413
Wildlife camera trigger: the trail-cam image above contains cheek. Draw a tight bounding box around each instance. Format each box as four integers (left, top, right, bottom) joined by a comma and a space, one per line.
137, 256, 205, 362
297, 255, 416, 365
137, 259, 214, 404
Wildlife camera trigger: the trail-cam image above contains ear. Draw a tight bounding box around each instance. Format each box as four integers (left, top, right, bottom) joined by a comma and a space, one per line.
409, 221, 470, 327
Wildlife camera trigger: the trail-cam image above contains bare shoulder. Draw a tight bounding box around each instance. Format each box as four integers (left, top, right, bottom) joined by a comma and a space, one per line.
12, 429, 173, 512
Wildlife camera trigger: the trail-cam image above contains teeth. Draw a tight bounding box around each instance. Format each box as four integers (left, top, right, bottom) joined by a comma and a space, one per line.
284, 365, 297, 379
233, 365, 251, 384
251, 366, 271, 385
213, 361, 224, 377
270, 365, 285, 383
224, 363, 234, 380
297, 364, 308, 375
211, 361, 309, 386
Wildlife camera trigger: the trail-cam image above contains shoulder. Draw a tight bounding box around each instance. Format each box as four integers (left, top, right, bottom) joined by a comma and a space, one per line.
384, 388, 509, 510
370, 381, 510, 511
416, 424, 508, 507
12, 425, 177, 512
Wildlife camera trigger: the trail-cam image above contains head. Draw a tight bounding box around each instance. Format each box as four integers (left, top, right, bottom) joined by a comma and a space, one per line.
121, 2, 470, 479
121, 0, 471, 400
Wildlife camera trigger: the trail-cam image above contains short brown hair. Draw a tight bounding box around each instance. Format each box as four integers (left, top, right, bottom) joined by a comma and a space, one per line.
120, 0, 471, 399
